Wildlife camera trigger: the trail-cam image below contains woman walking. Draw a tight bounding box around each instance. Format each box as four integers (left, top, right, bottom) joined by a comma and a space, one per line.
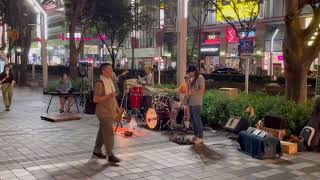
0, 65, 16, 111
187, 64, 205, 145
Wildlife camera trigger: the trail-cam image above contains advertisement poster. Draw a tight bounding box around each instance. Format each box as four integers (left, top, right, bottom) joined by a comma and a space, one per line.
240, 39, 254, 55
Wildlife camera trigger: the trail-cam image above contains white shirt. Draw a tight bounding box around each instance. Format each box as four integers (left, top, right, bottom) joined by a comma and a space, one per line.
100, 75, 116, 95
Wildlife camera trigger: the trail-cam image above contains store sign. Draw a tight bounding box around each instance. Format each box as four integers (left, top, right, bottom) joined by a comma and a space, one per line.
240, 39, 254, 54
204, 32, 221, 45
216, 0, 260, 22
226, 27, 255, 43
278, 55, 284, 61
200, 45, 220, 56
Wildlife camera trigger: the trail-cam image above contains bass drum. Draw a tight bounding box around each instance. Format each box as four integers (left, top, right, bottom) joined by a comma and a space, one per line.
146, 108, 171, 130
146, 108, 158, 129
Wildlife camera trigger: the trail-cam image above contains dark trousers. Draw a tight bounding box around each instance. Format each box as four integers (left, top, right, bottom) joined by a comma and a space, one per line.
190, 106, 203, 138
94, 117, 114, 156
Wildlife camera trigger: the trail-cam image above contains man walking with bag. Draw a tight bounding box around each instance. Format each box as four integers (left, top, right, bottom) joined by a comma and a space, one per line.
92, 63, 121, 163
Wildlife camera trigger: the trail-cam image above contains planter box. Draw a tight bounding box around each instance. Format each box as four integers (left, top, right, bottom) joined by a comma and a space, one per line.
219, 88, 240, 98
281, 141, 298, 155
258, 126, 286, 140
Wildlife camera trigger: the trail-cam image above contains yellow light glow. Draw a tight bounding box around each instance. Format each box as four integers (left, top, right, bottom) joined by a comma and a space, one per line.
216, 0, 260, 22
308, 41, 314, 46
305, 17, 312, 28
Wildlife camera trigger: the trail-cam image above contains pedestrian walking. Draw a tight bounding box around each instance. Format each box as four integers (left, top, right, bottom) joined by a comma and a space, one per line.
187, 64, 205, 145
0, 64, 16, 111
92, 63, 122, 163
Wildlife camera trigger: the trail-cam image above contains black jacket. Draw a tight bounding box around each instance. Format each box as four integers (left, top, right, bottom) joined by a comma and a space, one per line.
0, 71, 15, 83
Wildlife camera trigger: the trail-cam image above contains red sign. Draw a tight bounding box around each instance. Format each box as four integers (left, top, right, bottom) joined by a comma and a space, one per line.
226, 27, 238, 43
226, 27, 256, 43
204, 33, 221, 45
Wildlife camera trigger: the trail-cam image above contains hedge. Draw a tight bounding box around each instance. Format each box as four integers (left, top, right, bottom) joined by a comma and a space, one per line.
47, 78, 84, 92
14, 65, 276, 85
202, 90, 314, 136
203, 74, 271, 85
277, 76, 316, 87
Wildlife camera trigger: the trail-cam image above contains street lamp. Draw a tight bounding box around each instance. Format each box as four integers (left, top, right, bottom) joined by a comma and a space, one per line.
269, 28, 279, 77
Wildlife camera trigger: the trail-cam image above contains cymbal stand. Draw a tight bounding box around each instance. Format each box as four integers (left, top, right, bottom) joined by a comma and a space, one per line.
115, 88, 128, 132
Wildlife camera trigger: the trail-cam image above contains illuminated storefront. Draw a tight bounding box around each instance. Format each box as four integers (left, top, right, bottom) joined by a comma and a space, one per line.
200, 32, 221, 73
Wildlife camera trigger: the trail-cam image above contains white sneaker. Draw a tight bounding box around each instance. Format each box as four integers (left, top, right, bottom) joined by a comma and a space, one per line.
189, 135, 197, 142
194, 138, 204, 145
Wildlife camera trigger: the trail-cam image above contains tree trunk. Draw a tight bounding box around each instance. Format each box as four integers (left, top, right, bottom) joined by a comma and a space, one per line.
20, 24, 32, 86
111, 51, 116, 69
285, 59, 309, 104
69, 18, 78, 79
197, 28, 202, 67
0, 24, 6, 51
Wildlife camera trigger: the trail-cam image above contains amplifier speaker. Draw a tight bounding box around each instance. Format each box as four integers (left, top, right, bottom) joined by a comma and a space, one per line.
264, 115, 287, 130
224, 117, 249, 134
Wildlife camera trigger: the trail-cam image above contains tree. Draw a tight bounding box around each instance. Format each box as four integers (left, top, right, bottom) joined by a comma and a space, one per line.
0, 0, 8, 51
93, 0, 132, 69
130, 0, 155, 69
64, 0, 96, 78
188, 0, 211, 64
210, 0, 260, 49
209, 0, 261, 93
5, 0, 37, 85
284, 0, 320, 104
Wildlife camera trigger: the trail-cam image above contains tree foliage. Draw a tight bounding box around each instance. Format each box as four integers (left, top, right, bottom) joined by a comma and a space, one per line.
188, 0, 211, 63
93, 0, 132, 68
64, 0, 97, 78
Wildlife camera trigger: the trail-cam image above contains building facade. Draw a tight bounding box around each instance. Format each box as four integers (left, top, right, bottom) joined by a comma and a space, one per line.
198, 0, 317, 75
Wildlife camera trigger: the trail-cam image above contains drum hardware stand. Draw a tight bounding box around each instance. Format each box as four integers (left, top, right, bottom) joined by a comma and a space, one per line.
158, 108, 173, 131
115, 89, 128, 133
127, 108, 144, 121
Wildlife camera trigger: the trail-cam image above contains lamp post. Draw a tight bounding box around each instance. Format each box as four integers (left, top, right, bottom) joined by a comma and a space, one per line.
177, 0, 188, 86
25, 0, 48, 91
270, 28, 279, 77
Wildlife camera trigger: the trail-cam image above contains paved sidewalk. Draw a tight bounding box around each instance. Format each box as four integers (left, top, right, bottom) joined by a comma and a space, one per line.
0, 87, 319, 180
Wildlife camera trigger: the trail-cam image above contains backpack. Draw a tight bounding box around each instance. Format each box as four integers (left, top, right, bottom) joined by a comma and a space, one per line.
84, 90, 96, 114
84, 80, 103, 115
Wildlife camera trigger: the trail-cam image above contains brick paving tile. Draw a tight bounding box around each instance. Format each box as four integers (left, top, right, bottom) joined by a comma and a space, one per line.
0, 88, 319, 180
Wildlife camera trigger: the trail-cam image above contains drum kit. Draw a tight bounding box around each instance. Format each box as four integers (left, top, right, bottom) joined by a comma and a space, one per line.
121, 79, 188, 131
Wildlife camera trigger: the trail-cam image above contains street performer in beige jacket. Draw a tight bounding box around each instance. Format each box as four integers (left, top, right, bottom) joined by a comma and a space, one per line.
92, 63, 122, 163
